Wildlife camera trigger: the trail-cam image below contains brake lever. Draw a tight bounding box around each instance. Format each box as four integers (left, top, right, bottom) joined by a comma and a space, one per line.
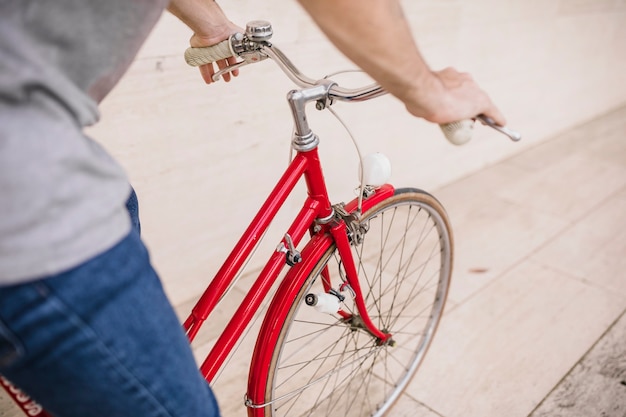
477, 115, 522, 142
211, 61, 248, 82
211, 50, 269, 82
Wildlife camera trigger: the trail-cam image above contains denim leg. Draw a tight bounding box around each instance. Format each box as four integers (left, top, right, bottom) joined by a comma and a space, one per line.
126, 187, 141, 235
0, 231, 220, 417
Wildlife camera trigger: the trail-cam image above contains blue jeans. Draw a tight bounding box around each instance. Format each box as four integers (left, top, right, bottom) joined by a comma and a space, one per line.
0, 190, 220, 417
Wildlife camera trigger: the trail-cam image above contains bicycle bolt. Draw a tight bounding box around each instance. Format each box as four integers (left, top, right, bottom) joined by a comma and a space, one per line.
305, 293, 318, 306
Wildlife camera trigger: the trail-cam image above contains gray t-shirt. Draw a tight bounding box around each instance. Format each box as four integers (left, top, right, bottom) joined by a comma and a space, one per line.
0, 0, 169, 284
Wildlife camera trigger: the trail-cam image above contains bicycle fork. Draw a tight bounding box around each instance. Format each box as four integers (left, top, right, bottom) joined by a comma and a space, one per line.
318, 217, 394, 345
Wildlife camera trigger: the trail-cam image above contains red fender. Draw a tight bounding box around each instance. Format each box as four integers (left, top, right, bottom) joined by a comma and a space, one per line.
245, 184, 394, 415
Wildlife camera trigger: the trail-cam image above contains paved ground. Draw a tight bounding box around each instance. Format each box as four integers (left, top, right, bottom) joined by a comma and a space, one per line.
398, 104, 626, 417
1, 105, 625, 416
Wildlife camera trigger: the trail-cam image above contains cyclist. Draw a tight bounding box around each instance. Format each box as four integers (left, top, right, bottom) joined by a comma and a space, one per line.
0, 0, 504, 416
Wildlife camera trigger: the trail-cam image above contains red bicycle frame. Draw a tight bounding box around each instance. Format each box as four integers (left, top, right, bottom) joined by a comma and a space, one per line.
179, 74, 396, 392
0, 376, 51, 417
183, 143, 393, 383
185, 146, 329, 380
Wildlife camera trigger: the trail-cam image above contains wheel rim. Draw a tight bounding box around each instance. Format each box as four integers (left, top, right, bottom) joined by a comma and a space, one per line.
267, 192, 452, 417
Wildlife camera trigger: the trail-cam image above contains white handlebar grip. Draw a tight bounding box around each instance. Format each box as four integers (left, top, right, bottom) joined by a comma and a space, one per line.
184, 40, 234, 67
439, 119, 475, 146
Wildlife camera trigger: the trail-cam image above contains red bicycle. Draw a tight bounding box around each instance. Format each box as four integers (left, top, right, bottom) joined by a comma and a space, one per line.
1, 20, 520, 417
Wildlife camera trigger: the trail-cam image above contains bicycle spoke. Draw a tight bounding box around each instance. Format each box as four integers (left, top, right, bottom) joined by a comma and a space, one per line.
260, 190, 452, 417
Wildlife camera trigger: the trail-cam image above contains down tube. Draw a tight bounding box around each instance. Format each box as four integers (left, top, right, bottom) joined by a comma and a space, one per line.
185, 153, 309, 341
199, 196, 322, 382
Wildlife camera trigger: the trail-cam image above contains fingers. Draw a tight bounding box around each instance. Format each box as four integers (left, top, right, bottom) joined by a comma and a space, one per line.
199, 64, 214, 84
227, 56, 240, 78
482, 105, 507, 127
198, 58, 239, 84
189, 26, 242, 84
473, 93, 507, 128
430, 67, 507, 126
217, 59, 231, 82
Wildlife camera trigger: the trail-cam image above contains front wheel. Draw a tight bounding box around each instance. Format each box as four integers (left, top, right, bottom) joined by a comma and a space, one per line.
255, 188, 453, 417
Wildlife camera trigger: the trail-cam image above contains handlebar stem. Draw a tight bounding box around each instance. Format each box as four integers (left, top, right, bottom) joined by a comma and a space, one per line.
287, 80, 336, 152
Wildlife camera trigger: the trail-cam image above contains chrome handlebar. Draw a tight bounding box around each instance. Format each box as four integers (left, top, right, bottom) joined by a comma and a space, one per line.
260, 45, 387, 103
184, 20, 521, 143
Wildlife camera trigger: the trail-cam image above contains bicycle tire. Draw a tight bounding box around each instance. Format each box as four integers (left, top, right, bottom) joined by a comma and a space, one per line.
254, 187, 453, 417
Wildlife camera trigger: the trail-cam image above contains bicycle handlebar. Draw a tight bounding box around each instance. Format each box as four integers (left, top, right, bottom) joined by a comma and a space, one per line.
184, 21, 521, 144
184, 38, 387, 103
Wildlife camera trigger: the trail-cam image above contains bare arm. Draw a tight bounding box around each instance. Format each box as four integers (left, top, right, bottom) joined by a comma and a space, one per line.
167, 0, 242, 83
297, 0, 505, 125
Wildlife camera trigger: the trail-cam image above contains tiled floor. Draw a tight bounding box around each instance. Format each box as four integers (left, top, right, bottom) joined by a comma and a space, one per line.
397, 104, 626, 417
1, 105, 625, 416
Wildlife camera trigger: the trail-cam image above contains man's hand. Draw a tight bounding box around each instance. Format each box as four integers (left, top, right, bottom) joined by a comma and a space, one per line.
406, 67, 506, 126
168, 0, 242, 84
189, 30, 241, 84
298, 0, 506, 127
